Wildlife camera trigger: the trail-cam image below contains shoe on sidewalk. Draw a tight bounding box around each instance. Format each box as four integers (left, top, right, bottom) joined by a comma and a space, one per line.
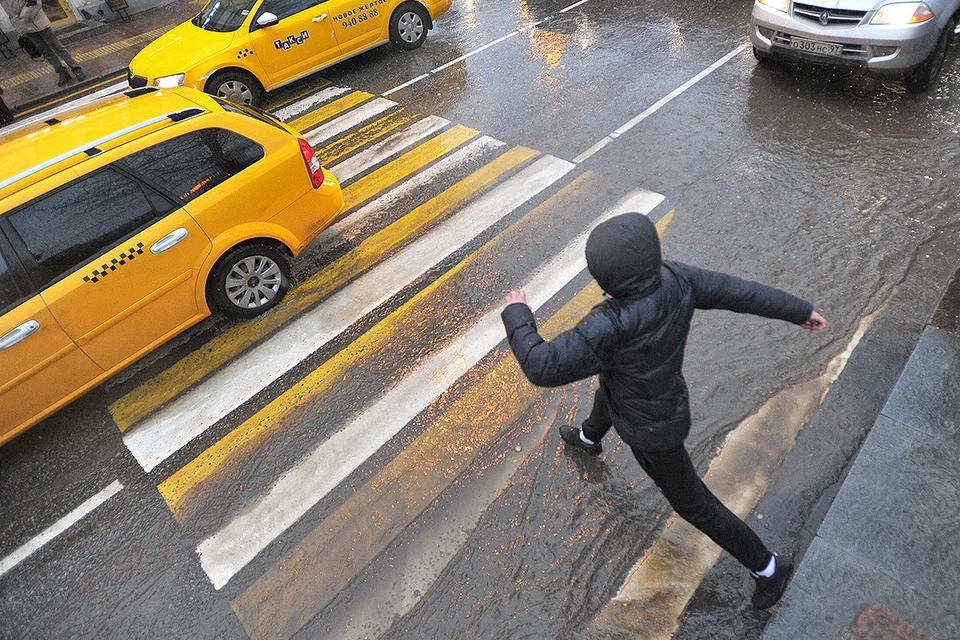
57, 68, 71, 87
752, 553, 794, 610
72, 67, 86, 82
559, 426, 602, 456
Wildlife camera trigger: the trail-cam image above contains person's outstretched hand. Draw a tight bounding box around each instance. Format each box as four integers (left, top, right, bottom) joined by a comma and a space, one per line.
504, 290, 527, 309
801, 311, 826, 332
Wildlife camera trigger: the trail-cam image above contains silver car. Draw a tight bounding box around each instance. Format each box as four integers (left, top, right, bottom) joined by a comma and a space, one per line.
751, 0, 960, 90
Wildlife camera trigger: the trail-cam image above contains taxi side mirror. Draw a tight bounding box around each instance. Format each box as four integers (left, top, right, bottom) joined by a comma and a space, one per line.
255, 12, 279, 27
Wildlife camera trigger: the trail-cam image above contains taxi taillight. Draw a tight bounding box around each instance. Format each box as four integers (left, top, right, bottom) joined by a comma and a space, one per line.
298, 138, 324, 189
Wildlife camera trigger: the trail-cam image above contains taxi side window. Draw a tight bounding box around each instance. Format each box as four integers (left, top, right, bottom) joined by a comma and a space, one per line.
119, 129, 264, 204
0, 251, 22, 313
256, 0, 320, 23
6, 169, 163, 290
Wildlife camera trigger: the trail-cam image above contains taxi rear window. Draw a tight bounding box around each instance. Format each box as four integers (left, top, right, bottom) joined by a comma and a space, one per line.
119, 128, 264, 204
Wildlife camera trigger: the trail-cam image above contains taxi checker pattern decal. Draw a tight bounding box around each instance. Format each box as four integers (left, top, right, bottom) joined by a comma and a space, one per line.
82, 243, 145, 284
274, 31, 310, 51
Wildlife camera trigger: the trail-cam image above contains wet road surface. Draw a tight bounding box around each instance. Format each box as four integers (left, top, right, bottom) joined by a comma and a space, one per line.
3, 0, 960, 637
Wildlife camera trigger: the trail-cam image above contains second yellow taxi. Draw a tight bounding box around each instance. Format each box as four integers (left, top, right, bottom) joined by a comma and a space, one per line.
128, 0, 452, 106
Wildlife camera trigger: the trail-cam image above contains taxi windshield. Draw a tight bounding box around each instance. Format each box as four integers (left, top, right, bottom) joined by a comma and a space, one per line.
192, 0, 258, 32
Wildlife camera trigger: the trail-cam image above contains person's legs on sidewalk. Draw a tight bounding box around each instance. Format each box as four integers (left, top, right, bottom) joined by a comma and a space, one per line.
631, 444, 771, 572
36, 28, 84, 81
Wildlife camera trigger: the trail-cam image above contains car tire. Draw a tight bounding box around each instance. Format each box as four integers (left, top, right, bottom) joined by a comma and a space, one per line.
390, 2, 430, 51
753, 45, 774, 64
905, 17, 955, 92
207, 243, 290, 319
206, 69, 265, 107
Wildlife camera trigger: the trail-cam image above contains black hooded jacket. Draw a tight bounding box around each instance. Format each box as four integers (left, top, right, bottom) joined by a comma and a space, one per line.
501, 213, 813, 452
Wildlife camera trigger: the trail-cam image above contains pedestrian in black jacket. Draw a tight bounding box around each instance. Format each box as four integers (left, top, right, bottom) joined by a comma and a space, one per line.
501, 212, 826, 610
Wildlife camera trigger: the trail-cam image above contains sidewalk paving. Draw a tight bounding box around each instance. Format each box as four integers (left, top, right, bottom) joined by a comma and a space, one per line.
0, 0, 202, 114
763, 267, 960, 640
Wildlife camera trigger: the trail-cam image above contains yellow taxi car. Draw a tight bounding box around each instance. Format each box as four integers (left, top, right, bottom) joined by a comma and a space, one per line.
127, 0, 452, 106
0, 86, 342, 446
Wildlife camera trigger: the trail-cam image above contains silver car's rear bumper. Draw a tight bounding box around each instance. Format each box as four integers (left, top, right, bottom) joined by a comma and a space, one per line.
750, 2, 940, 73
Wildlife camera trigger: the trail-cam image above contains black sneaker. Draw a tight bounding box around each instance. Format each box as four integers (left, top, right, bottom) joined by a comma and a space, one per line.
559, 426, 602, 456
73, 68, 86, 82
57, 69, 71, 87
752, 554, 794, 610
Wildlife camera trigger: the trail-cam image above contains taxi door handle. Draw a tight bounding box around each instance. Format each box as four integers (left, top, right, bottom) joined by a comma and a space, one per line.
312, 13, 327, 21
151, 228, 189, 254
0, 320, 40, 351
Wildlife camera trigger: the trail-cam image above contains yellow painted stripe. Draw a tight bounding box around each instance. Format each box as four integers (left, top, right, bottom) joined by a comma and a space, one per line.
231, 210, 673, 640
287, 91, 372, 134
315, 109, 413, 166
157, 167, 588, 516
109, 145, 539, 432
340, 124, 477, 209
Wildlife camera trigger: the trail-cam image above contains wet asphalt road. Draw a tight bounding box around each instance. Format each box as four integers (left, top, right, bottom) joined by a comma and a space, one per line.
3, 0, 960, 638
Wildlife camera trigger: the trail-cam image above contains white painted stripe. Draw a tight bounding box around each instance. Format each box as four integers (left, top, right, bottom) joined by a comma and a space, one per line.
304, 97, 397, 146
10, 81, 129, 131
382, 74, 430, 97
432, 31, 520, 74
559, 0, 589, 13
519, 18, 549, 32
312, 135, 506, 256
196, 188, 664, 589
572, 44, 748, 164
327, 115, 450, 183
0, 480, 123, 579
272, 86, 351, 121
123, 155, 574, 472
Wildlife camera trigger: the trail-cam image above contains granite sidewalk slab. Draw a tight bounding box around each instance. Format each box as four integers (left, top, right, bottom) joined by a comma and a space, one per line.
762, 323, 960, 640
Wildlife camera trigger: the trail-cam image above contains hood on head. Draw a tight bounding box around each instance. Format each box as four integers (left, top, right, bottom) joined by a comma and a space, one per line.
586, 213, 662, 298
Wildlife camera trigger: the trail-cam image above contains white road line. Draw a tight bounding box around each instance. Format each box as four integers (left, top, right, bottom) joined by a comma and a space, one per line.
196, 188, 663, 590
314, 135, 505, 256
123, 155, 574, 473
272, 86, 351, 121
327, 115, 450, 183
382, 74, 430, 97
572, 44, 749, 164
0, 480, 123, 579
304, 97, 397, 146
431, 31, 520, 74
559, 0, 590, 13
382, 14, 566, 96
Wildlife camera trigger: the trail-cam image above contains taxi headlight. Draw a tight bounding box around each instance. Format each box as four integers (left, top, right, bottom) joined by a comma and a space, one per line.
871, 2, 934, 24
757, 0, 790, 13
153, 73, 185, 88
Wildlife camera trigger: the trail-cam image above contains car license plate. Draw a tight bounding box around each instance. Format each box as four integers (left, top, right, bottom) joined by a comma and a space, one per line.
789, 37, 843, 57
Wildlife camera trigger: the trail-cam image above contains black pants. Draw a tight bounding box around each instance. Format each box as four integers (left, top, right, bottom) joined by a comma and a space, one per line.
581, 388, 771, 573
28, 28, 80, 74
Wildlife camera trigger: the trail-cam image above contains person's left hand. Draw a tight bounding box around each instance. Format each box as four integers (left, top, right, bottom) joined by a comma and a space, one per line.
504, 290, 527, 309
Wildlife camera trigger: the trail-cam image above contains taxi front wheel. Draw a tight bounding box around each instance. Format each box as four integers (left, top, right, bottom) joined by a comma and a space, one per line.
207, 243, 291, 319
390, 2, 430, 51
207, 70, 265, 108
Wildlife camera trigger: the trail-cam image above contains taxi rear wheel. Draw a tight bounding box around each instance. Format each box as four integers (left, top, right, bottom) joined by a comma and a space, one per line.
207, 70, 265, 108
390, 2, 430, 51
207, 243, 291, 319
